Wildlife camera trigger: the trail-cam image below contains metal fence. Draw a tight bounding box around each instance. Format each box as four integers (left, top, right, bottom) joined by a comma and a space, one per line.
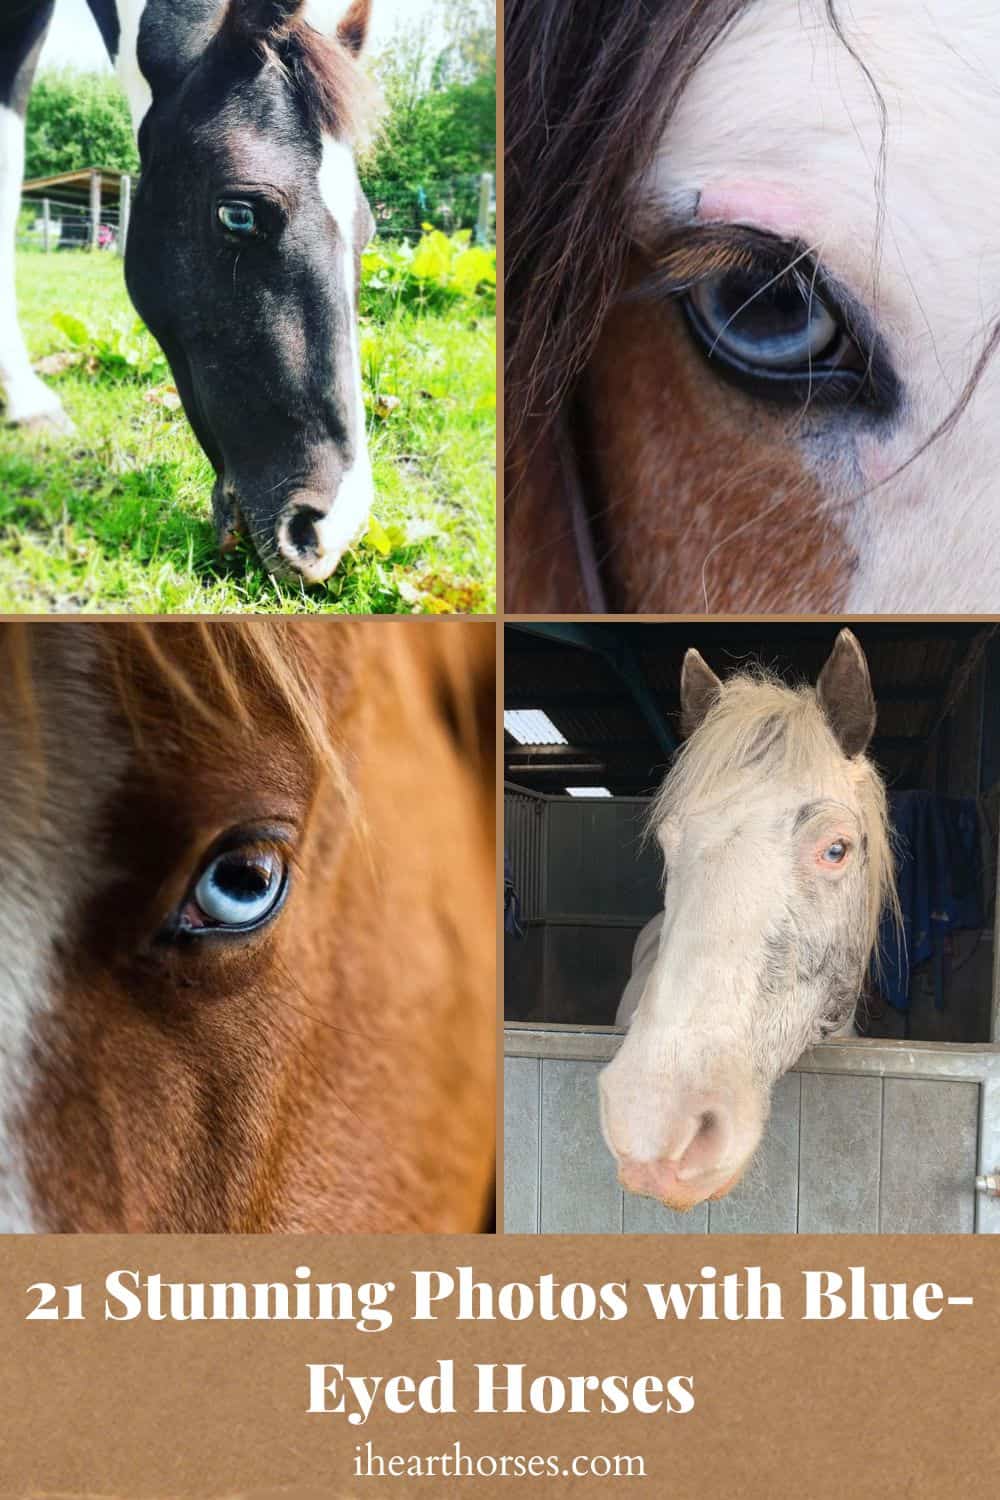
16, 189, 127, 255
362, 172, 495, 242
15, 171, 495, 254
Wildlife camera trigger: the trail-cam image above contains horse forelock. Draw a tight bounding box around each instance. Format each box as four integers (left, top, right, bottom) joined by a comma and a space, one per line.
218, 5, 379, 144
3, 620, 341, 787
647, 669, 896, 964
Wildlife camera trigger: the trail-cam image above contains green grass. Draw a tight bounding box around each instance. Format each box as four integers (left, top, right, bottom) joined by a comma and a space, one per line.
0, 248, 495, 613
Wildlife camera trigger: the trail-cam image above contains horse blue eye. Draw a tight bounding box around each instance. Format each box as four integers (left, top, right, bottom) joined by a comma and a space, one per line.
822, 841, 848, 864
218, 202, 257, 235
687, 270, 840, 371
190, 848, 285, 929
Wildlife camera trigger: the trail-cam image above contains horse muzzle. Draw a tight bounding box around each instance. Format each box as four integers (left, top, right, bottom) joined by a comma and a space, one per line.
599, 1059, 766, 1211
213, 464, 373, 585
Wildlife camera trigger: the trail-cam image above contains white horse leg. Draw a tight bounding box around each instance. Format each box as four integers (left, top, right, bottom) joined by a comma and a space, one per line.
0, 103, 72, 431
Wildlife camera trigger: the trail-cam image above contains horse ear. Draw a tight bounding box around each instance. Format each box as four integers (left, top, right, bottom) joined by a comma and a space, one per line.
680, 649, 722, 738
224, 0, 369, 51
816, 630, 876, 758
335, 0, 371, 55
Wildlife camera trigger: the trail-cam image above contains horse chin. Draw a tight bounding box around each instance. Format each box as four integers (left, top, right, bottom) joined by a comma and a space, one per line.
212, 481, 247, 557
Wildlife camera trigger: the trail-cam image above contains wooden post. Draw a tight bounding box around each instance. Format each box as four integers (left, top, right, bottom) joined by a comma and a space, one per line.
89, 170, 101, 250
476, 172, 492, 245
119, 173, 132, 255
42, 197, 50, 253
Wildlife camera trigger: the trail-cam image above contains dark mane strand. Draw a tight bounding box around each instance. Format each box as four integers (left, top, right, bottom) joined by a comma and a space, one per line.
504, 0, 746, 453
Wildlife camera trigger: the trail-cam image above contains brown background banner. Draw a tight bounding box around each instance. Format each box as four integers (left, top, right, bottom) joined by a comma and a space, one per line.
0, 1234, 996, 1497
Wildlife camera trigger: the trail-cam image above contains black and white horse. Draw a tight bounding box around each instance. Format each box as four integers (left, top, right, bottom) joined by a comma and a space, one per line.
1, 0, 375, 582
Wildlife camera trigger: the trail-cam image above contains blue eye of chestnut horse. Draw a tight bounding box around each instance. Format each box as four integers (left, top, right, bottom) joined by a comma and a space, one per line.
173, 841, 290, 936
122, 0, 377, 585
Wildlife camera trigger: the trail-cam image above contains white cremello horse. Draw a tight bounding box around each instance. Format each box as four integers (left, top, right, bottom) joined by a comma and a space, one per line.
601, 631, 895, 1210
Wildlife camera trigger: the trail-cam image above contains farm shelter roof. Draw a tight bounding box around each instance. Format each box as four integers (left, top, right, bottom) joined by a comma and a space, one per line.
504, 622, 997, 797
22, 168, 130, 205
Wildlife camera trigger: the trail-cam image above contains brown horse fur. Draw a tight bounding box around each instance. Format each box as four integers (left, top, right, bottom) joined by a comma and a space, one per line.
0, 620, 495, 1233
577, 260, 856, 612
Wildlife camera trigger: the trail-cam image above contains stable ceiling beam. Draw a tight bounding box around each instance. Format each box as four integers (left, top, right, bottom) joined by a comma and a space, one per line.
510, 623, 678, 755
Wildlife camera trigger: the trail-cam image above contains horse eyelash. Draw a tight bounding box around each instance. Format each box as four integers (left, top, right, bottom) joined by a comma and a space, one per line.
625, 225, 901, 417
626, 227, 838, 315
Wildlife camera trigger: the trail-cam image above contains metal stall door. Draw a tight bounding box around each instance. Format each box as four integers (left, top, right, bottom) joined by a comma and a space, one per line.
504, 1026, 1000, 1235
504, 791, 662, 1026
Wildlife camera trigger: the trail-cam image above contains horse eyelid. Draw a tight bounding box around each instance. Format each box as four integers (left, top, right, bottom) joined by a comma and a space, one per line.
627, 226, 873, 353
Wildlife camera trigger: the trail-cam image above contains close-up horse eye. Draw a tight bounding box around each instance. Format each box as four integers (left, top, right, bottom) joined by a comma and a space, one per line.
680, 260, 865, 402
820, 839, 849, 865
178, 844, 288, 934
217, 200, 259, 236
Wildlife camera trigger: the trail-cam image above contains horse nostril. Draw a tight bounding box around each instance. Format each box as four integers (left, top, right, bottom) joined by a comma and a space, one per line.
675, 1099, 733, 1180
277, 502, 326, 568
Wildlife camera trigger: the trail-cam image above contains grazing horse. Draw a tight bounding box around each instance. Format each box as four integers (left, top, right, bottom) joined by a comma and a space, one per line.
600, 631, 896, 1210
1, 0, 376, 582
0, 619, 496, 1232
506, 0, 1000, 613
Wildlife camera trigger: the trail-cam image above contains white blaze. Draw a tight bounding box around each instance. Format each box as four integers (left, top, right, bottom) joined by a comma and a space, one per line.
316, 135, 373, 563
0, 639, 125, 1232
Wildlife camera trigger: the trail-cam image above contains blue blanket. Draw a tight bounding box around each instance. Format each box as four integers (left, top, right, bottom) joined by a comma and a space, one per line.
874, 791, 983, 1011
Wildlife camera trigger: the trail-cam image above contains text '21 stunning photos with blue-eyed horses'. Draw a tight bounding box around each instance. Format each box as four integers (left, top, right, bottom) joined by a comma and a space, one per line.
0, 0, 496, 613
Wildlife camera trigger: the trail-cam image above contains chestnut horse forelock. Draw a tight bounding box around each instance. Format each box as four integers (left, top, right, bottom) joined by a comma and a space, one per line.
505, 0, 1000, 613
0, 620, 495, 1233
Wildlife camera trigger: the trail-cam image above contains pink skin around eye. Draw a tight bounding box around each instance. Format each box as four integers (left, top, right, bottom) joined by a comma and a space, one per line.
695, 181, 819, 245
812, 834, 852, 874
178, 901, 210, 929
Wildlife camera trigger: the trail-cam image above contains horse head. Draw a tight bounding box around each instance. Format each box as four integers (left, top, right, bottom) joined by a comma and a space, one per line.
600, 630, 896, 1209
0, 619, 496, 1232
125, 0, 376, 581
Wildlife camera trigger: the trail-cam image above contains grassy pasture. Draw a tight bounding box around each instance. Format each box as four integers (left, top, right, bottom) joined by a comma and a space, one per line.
0, 233, 495, 613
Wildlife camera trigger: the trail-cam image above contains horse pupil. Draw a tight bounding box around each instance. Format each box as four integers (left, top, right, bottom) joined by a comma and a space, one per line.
217, 856, 271, 900
722, 272, 808, 339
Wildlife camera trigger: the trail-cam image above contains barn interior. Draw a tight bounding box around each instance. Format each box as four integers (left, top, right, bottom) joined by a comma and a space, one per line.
504, 622, 1000, 1043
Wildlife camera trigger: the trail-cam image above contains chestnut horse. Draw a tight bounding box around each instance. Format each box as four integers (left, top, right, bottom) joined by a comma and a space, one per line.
0, 619, 495, 1232
506, 0, 1000, 613
601, 631, 897, 1210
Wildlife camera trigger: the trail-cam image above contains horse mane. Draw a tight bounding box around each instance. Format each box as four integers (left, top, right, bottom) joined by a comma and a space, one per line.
505, 0, 745, 453
645, 668, 898, 964
503, 0, 746, 608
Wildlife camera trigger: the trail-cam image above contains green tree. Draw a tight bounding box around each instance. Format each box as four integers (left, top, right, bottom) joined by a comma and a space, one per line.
361, 0, 496, 190
24, 68, 138, 181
